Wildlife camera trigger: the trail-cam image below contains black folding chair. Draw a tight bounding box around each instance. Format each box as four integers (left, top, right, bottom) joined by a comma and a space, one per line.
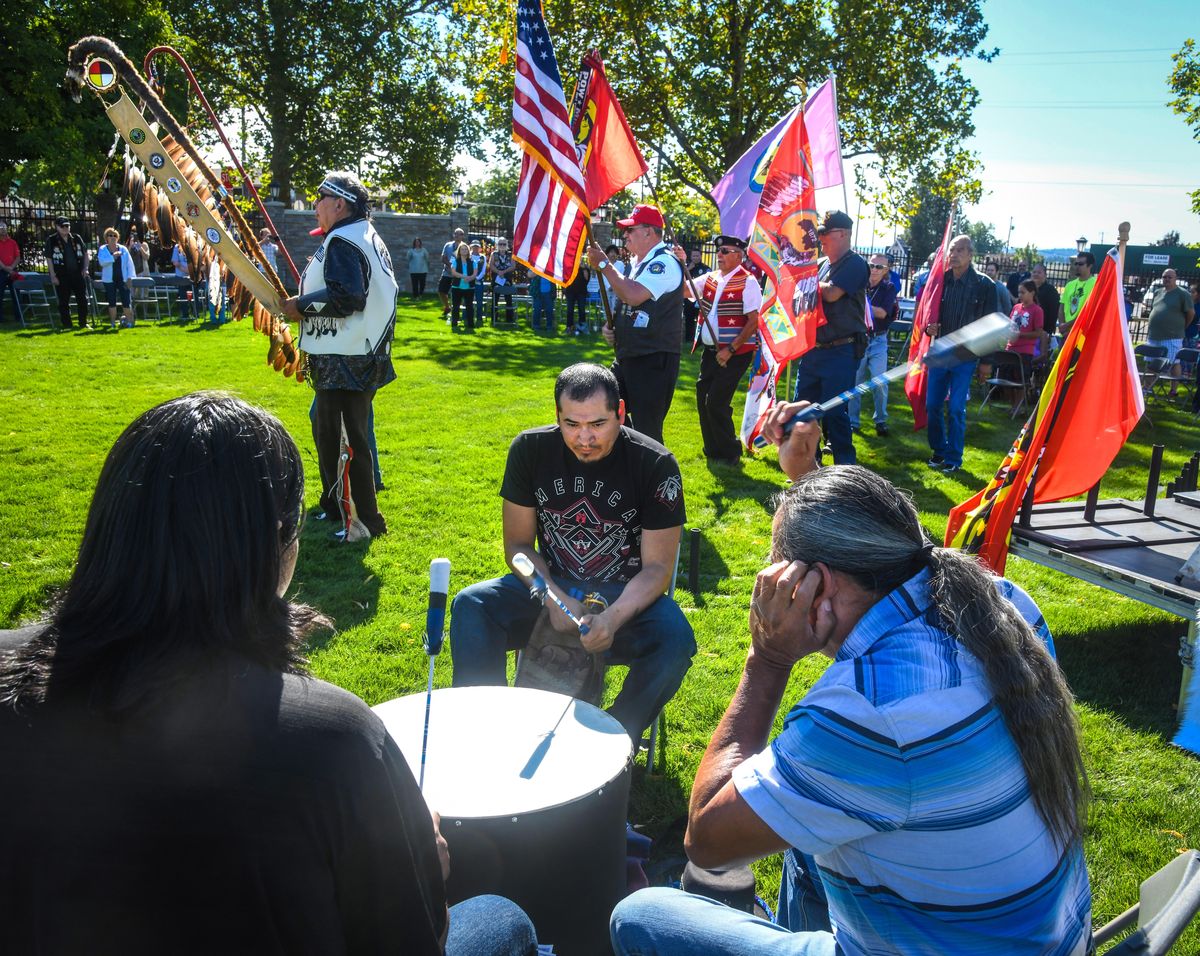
979, 351, 1030, 418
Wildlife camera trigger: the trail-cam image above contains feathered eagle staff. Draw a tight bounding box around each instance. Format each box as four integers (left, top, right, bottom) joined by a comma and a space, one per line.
64, 36, 302, 378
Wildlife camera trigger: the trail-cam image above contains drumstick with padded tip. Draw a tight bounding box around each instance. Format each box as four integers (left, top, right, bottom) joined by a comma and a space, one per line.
781, 313, 1016, 433
419, 558, 451, 791
511, 552, 591, 636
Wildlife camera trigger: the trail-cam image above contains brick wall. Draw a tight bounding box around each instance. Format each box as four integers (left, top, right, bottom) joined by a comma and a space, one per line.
268, 202, 470, 293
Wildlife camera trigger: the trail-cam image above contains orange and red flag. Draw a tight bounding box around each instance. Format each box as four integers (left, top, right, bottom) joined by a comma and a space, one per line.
746, 105, 824, 364
945, 247, 1144, 573
568, 52, 649, 210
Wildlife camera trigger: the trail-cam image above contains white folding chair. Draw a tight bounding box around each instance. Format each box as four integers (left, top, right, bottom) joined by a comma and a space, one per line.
1092, 850, 1200, 954
129, 277, 159, 322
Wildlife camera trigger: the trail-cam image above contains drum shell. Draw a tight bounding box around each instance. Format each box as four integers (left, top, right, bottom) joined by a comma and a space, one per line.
443, 762, 630, 956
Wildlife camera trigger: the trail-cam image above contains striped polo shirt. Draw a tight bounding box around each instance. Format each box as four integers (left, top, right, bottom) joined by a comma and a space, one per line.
734, 570, 1091, 955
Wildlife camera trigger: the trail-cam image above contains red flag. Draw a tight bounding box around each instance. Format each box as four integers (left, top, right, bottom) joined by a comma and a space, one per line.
945, 248, 1144, 573
903, 208, 955, 430
568, 52, 649, 210
747, 106, 824, 364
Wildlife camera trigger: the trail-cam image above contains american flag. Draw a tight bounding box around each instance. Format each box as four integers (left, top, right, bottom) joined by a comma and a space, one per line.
511, 0, 589, 286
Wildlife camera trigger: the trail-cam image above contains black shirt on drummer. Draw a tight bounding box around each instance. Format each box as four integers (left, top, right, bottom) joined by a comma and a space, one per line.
0, 626, 449, 956
502, 425, 685, 584
450, 363, 695, 742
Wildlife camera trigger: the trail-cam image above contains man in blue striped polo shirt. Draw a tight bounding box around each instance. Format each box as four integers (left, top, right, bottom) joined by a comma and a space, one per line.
611, 407, 1091, 956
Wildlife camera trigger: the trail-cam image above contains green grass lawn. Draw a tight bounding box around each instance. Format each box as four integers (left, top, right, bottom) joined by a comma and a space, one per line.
2, 302, 1199, 948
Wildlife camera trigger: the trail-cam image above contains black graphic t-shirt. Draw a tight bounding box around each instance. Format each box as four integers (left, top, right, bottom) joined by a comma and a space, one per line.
501, 425, 686, 583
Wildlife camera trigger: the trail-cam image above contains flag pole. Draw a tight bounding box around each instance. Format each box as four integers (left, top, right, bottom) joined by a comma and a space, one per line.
831, 73, 850, 215
585, 220, 616, 328
1117, 220, 1130, 280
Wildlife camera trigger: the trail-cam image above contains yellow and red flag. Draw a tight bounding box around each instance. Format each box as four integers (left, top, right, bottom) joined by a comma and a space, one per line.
904, 208, 955, 430
746, 105, 824, 364
945, 247, 1144, 573
568, 52, 649, 210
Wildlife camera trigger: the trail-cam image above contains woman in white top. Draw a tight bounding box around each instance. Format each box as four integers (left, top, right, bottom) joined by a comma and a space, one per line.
97, 228, 136, 329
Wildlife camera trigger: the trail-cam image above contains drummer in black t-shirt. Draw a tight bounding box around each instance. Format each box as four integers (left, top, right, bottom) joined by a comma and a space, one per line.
450, 363, 696, 742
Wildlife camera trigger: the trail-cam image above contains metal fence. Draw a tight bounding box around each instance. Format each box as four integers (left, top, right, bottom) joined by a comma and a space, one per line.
1, 197, 98, 272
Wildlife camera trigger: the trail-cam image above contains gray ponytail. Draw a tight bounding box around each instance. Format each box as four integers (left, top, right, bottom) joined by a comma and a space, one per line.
774, 466, 1087, 846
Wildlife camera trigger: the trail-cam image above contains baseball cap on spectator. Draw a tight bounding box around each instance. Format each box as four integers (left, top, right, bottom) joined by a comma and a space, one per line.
617, 204, 665, 229
816, 210, 853, 235
55, 217, 70, 227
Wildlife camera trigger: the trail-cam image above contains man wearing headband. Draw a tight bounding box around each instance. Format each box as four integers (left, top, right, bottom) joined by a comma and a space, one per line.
586, 204, 684, 446
283, 171, 397, 539
682, 236, 761, 464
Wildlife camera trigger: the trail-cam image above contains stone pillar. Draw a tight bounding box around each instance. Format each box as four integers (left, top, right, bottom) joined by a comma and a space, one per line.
590, 221, 614, 249
262, 200, 294, 289
450, 206, 469, 236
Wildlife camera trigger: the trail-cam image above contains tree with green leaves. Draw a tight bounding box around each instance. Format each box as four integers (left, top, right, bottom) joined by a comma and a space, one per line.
452, 0, 992, 227
159, 0, 474, 208
1168, 38, 1200, 215
902, 188, 1000, 264
2, 1, 174, 200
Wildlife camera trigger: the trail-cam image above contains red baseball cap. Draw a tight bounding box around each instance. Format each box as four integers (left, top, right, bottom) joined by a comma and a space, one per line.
616, 204, 665, 230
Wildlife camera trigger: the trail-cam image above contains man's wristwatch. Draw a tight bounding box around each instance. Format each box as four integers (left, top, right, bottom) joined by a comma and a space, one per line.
597, 259, 609, 270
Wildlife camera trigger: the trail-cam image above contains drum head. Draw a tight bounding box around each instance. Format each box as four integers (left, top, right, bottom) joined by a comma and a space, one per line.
373, 686, 632, 818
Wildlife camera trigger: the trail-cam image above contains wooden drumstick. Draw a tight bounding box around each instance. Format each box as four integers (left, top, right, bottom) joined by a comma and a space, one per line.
511, 552, 591, 636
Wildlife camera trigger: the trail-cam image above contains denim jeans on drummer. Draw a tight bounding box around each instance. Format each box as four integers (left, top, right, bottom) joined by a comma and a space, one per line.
925, 358, 976, 469
848, 334, 889, 429
446, 894, 538, 956
610, 885, 837, 956
448, 572, 695, 742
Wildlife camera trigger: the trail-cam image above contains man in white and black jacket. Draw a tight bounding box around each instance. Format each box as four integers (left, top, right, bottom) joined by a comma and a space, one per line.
283, 171, 397, 538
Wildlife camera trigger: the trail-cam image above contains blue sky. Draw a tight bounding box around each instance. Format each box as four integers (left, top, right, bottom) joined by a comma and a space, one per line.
917, 0, 1197, 248
465, 0, 1198, 250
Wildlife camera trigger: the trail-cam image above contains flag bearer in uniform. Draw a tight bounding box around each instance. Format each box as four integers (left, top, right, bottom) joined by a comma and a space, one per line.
682, 236, 762, 464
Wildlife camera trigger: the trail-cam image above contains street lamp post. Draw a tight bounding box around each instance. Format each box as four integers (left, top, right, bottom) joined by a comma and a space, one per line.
452, 188, 465, 208
1076, 236, 1088, 254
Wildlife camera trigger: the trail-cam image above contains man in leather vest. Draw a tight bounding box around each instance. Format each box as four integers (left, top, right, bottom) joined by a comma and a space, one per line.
790, 210, 868, 465
587, 204, 684, 446
684, 235, 762, 464
283, 171, 397, 539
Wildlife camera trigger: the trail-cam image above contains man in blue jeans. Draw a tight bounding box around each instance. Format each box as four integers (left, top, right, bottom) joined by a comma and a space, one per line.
449, 363, 694, 742
923, 234, 997, 475
790, 211, 868, 464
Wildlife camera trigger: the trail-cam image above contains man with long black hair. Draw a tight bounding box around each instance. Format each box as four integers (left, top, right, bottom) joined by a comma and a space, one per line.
0, 392, 537, 956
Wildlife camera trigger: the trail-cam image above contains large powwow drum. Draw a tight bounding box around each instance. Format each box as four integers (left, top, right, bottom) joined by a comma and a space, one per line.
373, 686, 632, 955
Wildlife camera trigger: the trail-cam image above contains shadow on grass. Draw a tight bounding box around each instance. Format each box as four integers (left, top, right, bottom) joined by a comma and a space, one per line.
292, 520, 383, 652
1055, 617, 1186, 738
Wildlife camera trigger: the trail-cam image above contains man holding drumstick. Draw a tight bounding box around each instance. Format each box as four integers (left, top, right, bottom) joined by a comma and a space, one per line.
449, 363, 695, 742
